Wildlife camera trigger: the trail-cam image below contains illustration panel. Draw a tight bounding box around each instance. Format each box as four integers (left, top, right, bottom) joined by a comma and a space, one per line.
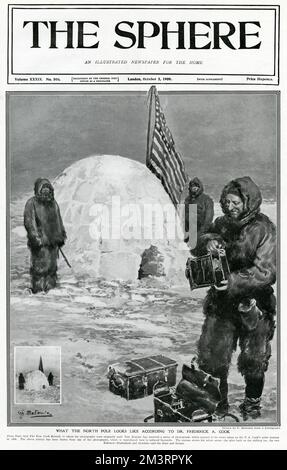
8, 91, 279, 425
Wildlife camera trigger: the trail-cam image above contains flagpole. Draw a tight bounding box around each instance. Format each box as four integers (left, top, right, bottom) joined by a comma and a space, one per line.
145, 85, 188, 211
146, 86, 156, 164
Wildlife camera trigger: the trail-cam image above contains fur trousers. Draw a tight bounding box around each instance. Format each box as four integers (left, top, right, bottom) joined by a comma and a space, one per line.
29, 246, 59, 293
197, 288, 276, 401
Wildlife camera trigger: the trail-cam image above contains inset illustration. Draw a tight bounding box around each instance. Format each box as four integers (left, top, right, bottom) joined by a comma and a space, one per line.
14, 346, 61, 405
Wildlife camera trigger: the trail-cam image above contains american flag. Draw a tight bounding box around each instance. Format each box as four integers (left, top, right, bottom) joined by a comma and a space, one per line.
146, 86, 188, 206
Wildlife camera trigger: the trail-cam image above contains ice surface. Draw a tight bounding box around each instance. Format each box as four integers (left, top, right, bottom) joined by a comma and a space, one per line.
12, 226, 26, 238
9, 170, 278, 424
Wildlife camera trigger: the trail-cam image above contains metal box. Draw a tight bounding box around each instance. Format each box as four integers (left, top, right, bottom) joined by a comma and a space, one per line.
108, 355, 178, 400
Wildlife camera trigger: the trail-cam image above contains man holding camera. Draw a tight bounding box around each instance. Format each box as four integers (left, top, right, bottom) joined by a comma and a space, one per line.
192, 176, 276, 420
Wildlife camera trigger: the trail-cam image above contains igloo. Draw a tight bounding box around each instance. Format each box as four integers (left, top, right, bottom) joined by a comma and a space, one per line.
24, 370, 49, 391
53, 155, 188, 281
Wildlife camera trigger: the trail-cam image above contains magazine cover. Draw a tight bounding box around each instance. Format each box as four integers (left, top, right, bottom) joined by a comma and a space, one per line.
0, 0, 286, 453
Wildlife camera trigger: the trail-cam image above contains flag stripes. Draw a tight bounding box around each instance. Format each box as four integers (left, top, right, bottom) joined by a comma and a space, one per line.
146, 87, 187, 206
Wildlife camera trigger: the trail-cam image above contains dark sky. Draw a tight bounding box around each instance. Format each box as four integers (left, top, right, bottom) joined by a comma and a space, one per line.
8, 91, 278, 200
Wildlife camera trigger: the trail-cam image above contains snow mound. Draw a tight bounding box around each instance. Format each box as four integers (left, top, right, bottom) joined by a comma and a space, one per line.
24, 370, 49, 391
53, 155, 188, 282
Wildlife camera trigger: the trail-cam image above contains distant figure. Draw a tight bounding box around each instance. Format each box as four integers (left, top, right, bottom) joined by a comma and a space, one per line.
184, 177, 214, 244
48, 372, 54, 386
18, 373, 25, 390
24, 178, 67, 293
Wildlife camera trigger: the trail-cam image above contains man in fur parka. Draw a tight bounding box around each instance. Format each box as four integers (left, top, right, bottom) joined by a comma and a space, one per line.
192, 176, 276, 420
24, 178, 67, 293
184, 176, 214, 242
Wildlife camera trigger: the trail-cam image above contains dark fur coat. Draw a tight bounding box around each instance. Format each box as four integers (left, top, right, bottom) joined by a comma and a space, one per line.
185, 177, 214, 236
24, 178, 66, 249
197, 176, 276, 305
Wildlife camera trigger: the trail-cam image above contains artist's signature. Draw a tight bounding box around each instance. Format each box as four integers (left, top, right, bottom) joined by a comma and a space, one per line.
18, 409, 53, 418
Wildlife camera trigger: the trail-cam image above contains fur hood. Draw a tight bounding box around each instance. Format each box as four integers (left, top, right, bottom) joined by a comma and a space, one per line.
34, 178, 54, 198
189, 177, 204, 198
220, 176, 262, 227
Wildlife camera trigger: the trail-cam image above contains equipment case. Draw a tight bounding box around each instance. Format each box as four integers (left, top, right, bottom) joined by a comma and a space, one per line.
108, 355, 178, 400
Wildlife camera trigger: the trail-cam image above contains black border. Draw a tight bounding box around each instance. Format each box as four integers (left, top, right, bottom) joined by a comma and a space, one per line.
7, 4, 280, 85
6, 90, 281, 428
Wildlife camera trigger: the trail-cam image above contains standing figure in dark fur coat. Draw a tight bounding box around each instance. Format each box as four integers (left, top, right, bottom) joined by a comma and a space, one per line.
191, 176, 276, 420
18, 373, 25, 390
184, 177, 214, 243
24, 178, 67, 293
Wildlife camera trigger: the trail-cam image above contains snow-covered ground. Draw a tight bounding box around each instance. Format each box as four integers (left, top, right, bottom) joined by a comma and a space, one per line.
9, 197, 278, 424
15, 381, 60, 405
